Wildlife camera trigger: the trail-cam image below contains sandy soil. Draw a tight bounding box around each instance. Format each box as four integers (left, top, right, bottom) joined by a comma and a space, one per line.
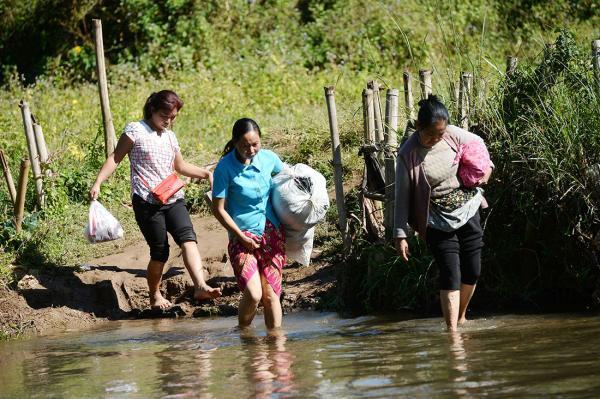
0, 215, 336, 339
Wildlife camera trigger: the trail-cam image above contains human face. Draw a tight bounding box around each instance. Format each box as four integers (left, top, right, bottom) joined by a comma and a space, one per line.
418, 119, 447, 148
234, 130, 261, 163
150, 107, 178, 131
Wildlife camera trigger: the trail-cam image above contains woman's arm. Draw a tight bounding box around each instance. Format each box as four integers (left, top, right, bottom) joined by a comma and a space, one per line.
174, 152, 213, 187
212, 197, 260, 250
89, 134, 133, 200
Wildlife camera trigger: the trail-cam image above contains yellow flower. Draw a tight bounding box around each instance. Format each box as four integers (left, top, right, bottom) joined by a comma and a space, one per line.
73, 46, 82, 55
68, 142, 84, 161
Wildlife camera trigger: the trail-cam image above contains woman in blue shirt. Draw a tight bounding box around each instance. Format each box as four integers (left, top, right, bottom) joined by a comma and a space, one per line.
212, 118, 286, 329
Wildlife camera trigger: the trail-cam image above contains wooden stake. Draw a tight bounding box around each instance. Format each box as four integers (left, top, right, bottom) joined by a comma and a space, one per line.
14, 158, 30, 233
592, 40, 600, 90
31, 114, 48, 164
93, 19, 117, 157
19, 101, 44, 208
324, 87, 350, 252
419, 69, 432, 100
0, 150, 17, 205
362, 89, 375, 144
367, 80, 385, 145
384, 156, 395, 241
384, 89, 399, 150
403, 71, 415, 120
458, 72, 473, 130
506, 56, 518, 78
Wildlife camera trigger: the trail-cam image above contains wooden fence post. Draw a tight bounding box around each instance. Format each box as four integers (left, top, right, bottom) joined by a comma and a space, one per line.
592, 40, 600, 90
367, 80, 385, 146
458, 72, 473, 130
402, 71, 415, 121
383, 89, 399, 240
93, 19, 117, 157
14, 158, 30, 233
384, 89, 399, 150
362, 88, 375, 144
324, 87, 350, 252
19, 101, 44, 208
506, 56, 518, 78
0, 150, 17, 205
419, 69, 432, 100
31, 114, 50, 175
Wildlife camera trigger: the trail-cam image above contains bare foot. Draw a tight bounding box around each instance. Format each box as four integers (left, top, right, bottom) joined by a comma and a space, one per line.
150, 293, 172, 310
194, 285, 222, 301
458, 317, 468, 325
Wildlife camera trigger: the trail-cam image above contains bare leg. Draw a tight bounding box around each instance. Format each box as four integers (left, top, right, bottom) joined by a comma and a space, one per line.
458, 283, 476, 325
239, 271, 262, 327
261, 274, 282, 330
440, 290, 460, 331
180, 241, 222, 300
147, 259, 172, 309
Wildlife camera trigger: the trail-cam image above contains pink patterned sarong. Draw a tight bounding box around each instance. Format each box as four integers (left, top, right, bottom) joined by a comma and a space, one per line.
228, 221, 286, 297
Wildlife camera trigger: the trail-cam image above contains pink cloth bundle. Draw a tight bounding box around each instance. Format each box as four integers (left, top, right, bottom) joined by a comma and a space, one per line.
454, 140, 491, 188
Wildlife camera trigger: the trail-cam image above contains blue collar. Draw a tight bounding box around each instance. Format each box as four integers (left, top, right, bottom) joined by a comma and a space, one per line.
229, 149, 263, 172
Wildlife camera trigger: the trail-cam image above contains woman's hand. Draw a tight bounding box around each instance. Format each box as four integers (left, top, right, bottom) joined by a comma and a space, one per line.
395, 237, 410, 262
89, 182, 101, 201
239, 234, 260, 251
476, 166, 493, 186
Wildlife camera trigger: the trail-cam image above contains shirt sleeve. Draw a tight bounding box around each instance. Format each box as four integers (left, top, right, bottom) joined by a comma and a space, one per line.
170, 131, 181, 153
394, 155, 411, 238
271, 151, 284, 174
212, 162, 229, 199
123, 122, 139, 143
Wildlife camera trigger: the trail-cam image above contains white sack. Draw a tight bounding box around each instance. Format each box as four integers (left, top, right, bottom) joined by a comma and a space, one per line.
271, 163, 329, 265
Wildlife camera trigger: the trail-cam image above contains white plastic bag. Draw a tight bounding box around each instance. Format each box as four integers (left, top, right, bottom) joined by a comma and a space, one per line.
272, 164, 329, 265
85, 200, 124, 243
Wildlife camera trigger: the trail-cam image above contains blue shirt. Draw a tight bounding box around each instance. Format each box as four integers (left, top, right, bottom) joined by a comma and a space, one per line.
213, 149, 284, 236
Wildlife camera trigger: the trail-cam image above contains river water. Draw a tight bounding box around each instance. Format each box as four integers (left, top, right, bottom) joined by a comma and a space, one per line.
1, 312, 599, 398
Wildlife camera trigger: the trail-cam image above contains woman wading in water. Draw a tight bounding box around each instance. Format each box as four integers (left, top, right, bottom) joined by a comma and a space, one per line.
394, 95, 493, 331
90, 90, 221, 309
211, 118, 286, 329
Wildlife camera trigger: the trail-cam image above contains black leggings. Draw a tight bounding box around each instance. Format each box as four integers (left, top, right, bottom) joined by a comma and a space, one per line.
132, 194, 197, 263
426, 211, 483, 291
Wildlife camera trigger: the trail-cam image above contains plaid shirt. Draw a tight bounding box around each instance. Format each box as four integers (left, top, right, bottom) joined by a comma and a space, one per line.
124, 120, 184, 205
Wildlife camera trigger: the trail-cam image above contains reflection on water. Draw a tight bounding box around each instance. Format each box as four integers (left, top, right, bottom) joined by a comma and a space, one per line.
1, 312, 600, 398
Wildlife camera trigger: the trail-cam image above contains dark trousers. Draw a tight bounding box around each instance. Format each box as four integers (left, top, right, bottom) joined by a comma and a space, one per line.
426, 211, 483, 291
132, 194, 197, 263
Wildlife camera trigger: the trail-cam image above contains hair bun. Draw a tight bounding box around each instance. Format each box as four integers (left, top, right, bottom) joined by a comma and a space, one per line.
417, 99, 428, 107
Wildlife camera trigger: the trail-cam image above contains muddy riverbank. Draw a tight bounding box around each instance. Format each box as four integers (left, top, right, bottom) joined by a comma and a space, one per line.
0, 216, 336, 339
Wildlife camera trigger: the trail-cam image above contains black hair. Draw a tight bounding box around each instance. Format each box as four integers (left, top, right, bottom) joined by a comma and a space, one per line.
222, 118, 262, 157
417, 94, 449, 129
143, 90, 184, 120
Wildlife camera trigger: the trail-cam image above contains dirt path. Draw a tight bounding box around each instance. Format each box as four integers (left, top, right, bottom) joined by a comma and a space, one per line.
1, 215, 336, 338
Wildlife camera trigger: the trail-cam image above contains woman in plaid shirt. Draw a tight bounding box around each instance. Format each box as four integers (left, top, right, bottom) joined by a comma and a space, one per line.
90, 90, 221, 310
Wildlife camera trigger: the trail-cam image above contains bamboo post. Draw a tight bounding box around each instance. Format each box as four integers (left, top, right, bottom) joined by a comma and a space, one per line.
593, 40, 600, 89
458, 72, 473, 130
383, 89, 399, 239
14, 158, 30, 233
0, 150, 17, 205
419, 69, 432, 100
362, 89, 376, 144
93, 19, 117, 157
506, 56, 518, 78
367, 80, 385, 145
31, 114, 50, 176
384, 89, 399, 150
402, 71, 415, 121
19, 101, 44, 208
324, 87, 350, 252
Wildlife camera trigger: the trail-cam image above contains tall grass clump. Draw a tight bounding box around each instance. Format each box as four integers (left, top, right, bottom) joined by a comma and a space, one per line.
480, 31, 600, 309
